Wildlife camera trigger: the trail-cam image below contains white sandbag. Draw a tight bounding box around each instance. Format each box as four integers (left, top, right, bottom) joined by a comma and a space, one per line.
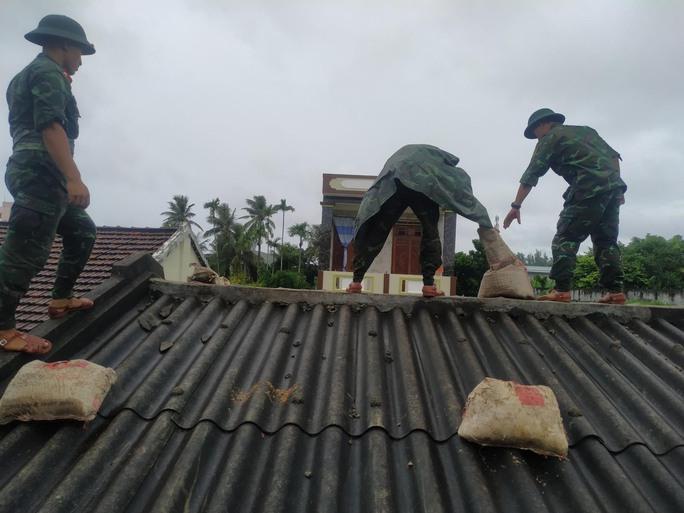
478, 262, 535, 299
458, 377, 568, 458
0, 359, 117, 424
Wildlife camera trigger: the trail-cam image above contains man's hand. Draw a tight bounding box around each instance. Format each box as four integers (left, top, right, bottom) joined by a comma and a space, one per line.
503, 208, 520, 229
67, 179, 90, 208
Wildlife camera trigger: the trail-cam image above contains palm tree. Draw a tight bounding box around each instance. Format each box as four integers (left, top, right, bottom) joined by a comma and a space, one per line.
241, 195, 276, 264
161, 195, 202, 231
231, 224, 257, 279
288, 222, 309, 273
276, 199, 295, 271
204, 200, 236, 276
266, 237, 281, 271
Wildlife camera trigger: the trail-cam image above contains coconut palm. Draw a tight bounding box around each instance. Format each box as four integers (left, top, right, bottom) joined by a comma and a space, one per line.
161, 195, 202, 231
204, 200, 237, 275
276, 199, 295, 271
241, 195, 277, 264
231, 224, 257, 279
288, 222, 309, 273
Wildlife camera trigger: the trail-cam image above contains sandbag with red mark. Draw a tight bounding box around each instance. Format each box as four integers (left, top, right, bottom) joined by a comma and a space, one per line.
457, 377, 568, 458
0, 359, 117, 424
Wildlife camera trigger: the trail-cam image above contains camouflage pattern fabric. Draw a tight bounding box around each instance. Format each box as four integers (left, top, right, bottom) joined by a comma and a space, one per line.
520, 125, 627, 202
0, 55, 94, 330
355, 144, 493, 233
550, 190, 624, 292
352, 180, 441, 285
7, 53, 80, 161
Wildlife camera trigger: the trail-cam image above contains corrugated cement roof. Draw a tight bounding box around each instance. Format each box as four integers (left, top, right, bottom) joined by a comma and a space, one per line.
0, 254, 682, 513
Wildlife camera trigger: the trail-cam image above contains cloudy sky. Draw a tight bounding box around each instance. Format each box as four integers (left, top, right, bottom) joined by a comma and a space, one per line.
1, 0, 682, 256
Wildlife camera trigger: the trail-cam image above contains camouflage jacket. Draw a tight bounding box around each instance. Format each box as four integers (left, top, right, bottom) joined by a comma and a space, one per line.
355, 144, 493, 232
519, 125, 627, 202
6, 53, 79, 158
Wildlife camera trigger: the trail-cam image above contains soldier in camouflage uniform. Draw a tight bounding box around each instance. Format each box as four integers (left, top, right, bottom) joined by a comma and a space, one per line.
349, 144, 493, 297
0, 15, 97, 355
503, 108, 627, 304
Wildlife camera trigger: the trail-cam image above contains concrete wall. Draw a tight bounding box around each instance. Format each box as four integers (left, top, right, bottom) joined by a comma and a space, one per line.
570, 289, 684, 305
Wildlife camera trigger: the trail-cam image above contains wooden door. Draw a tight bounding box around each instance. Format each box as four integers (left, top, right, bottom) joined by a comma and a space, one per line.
392, 224, 421, 274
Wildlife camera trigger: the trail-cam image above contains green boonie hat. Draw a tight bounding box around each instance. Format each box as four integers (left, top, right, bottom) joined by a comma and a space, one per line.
524, 108, 565, 139
25, 14, 96, 55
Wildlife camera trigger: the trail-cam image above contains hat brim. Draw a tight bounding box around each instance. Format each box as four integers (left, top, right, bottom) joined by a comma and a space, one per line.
25, 29, 95, 55
524, 113, 565, 139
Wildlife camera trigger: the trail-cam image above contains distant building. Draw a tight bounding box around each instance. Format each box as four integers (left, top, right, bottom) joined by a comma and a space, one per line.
0, 201, 12, 222
526, 265, 552, 277
318, 173, 457, 295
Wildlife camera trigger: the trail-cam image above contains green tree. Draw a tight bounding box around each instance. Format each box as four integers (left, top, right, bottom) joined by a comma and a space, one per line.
204, 199, 237, 276
622, 234, 684, 290
161, 195, 202, 231
453, 239, 489, 297
241, 195, 277, 265
276, 199, 295, 271
573, 252, 599, 289
230, 223, 257, 280
288, 222, 310, 273
531, 275, 555, 293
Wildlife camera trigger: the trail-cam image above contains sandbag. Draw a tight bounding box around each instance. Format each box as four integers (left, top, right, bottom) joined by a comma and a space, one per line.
0, 360, 117, 424
476, 228, 534, 299
458, 377, 568, 458
478, 227, 517, 268
478, 261, 535, 299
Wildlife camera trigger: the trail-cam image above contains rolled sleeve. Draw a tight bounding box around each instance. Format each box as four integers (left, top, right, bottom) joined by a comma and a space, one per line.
519, 134, 557, 187
30, 71, 69, 131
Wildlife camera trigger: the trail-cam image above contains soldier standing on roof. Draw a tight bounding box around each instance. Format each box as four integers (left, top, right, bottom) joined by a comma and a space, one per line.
0, 15, 98, 355
503, 108, 627, 304
347, 144, 493, 298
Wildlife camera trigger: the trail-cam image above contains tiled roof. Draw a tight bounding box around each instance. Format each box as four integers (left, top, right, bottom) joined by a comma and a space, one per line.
0, 254, 683, 512
0, 224, 176, 331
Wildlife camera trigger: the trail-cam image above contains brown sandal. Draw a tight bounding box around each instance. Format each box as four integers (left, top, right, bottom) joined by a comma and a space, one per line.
0, 330, 52, 354
48, 297, 95, 319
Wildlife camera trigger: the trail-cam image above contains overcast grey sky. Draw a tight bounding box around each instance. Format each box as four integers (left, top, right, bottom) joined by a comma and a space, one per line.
1, 0, 682, 256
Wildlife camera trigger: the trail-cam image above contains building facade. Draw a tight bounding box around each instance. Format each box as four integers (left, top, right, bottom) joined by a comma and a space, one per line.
318, 173, 457, 295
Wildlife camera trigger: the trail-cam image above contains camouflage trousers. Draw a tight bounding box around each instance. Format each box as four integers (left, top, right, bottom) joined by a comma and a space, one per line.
353, 180, 441, 285
550, 189, 624, 292
0, 152, 96, 329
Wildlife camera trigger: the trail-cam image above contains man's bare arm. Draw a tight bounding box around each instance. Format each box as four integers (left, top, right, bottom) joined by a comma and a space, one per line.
503, 184, 532, 229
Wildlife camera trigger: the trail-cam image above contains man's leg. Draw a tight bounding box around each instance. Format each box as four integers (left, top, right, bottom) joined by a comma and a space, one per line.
405, 190, 442, 286
52, 205, 97, 299
592, 192, 625, 303
549, 200, 599, 292
0, 204, 60, 330
351, 193, 406, 285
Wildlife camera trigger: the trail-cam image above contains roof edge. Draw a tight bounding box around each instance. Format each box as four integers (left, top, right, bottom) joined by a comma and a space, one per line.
147, 279, 674, 322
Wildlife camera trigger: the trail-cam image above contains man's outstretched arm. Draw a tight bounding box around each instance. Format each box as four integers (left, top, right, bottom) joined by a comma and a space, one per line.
503, 184, 532, 228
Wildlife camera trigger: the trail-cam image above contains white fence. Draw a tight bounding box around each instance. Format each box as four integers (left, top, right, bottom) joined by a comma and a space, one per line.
532, 289, 684, 305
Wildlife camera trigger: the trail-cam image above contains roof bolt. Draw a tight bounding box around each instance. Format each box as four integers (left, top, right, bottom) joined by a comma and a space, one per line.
327, 319, 335, 327
293, 340, 302, 347
407, 461, 414, 468
304, 471, 312, 479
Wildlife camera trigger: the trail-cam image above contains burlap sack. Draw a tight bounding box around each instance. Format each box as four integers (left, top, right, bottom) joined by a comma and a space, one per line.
458, 377, 568, 458
0, 360, 117, 424
478, 227, 517, 268
478, 262, 535, 299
